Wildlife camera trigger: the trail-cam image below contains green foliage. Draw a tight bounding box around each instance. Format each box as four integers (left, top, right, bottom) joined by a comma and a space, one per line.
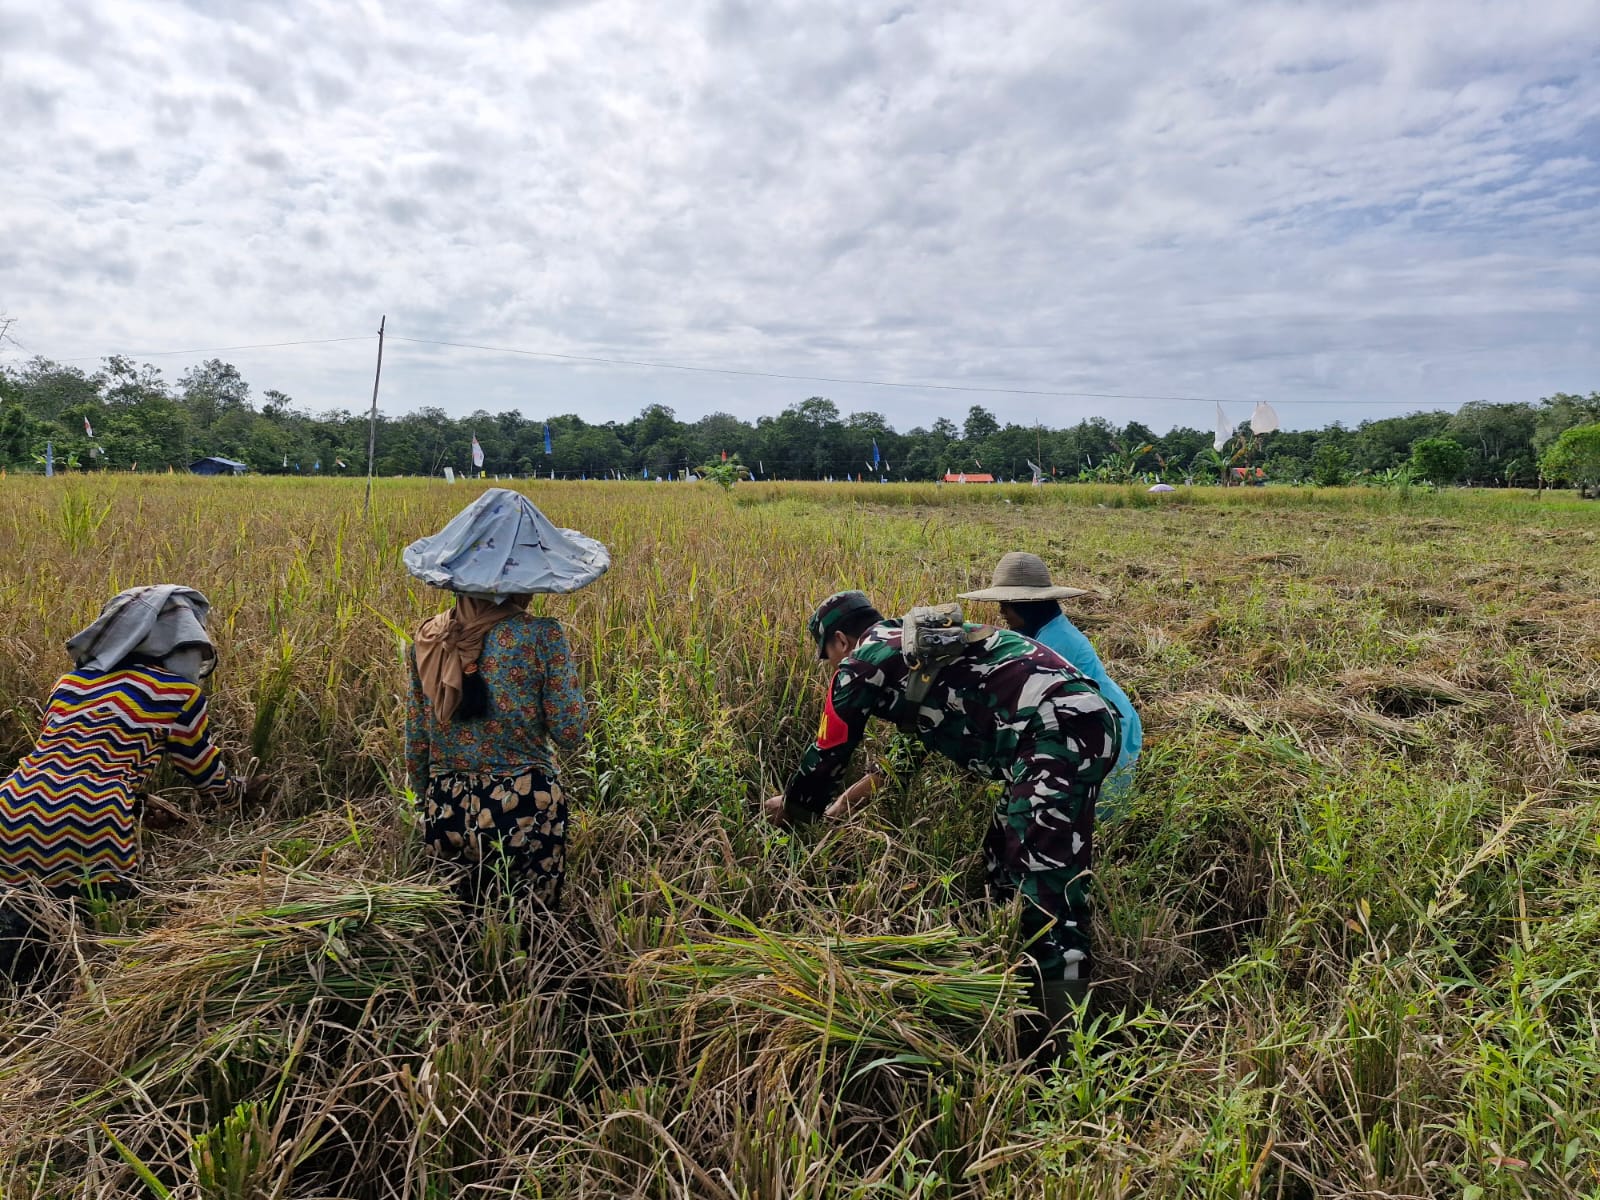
697, 457, 744, 491
1368, 463, 1420, 492
0, 404, 32, 463
1081, 442, 1155, 483
1409, 436, 1468, 484
1266, 453, 1309, 483
0, 357, 1596, 486
1533, 391, 1600, 452
1446, 400, 1538, 483
190, 1101, 272, 1199
962, 404, 1000, 443
1349, 410, 1452, 472
1187, 446, 1226, 483
1310, 442, 1351, 486
1539, 422, 1600, 492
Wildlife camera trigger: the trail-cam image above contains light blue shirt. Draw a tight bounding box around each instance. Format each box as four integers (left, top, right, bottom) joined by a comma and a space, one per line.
1030, 613, 1142, 814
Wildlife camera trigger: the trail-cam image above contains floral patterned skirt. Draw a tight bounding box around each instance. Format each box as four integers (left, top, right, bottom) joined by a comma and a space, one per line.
423, 769, 567, 906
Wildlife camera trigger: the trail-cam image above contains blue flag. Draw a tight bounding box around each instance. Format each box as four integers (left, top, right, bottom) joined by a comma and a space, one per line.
543, 424, 553, 455
872, 439, 880, 468
45, 440, 54, 477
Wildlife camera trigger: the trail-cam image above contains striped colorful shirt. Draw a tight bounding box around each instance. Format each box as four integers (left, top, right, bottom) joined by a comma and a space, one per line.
0, 665, 240, 890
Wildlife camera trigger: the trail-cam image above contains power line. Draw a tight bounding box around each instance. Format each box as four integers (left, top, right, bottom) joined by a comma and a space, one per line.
386, 334, 1219, 404
385, 334, 1465, 407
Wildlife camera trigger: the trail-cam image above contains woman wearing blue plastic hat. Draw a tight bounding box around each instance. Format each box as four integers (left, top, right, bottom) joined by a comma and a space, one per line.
402, 489, 609, 908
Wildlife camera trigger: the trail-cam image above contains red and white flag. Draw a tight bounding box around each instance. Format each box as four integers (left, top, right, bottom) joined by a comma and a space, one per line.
471, 435, 485, 468
83, 416, 94, 438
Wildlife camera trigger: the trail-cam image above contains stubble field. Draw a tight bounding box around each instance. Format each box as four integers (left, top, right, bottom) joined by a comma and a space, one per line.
0, 477, 1598, 1199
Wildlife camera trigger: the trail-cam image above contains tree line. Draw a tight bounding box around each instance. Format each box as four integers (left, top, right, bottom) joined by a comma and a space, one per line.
1, 354, 1597, 487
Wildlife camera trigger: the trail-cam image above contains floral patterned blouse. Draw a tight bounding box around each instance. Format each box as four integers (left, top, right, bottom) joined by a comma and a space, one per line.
405, 613, 586, 794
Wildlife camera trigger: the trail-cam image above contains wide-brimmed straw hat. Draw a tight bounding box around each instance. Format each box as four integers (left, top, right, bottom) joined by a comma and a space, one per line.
404, 488, 609, 598
958, 552, 1088, 603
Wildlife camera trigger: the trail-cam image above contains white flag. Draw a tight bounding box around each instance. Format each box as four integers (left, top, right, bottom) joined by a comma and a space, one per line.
1026, 458, 1044, 485
1250, 401, 1280, 434
471, 435, 484, 468
1213, 403, 1234, 451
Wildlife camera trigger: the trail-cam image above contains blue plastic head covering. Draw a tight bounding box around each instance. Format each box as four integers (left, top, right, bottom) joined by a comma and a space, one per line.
403, 488, 609, 597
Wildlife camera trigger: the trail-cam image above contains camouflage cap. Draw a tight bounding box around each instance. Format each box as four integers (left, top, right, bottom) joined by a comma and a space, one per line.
807, 590, 877, 658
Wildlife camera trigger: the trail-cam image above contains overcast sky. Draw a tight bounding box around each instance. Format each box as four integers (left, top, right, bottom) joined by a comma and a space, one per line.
2, 0, 1597, 433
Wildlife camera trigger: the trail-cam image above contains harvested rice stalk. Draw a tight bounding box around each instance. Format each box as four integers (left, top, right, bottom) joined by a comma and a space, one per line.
624, 884, 1019, 1084
0, 871, 457, 1141
1336, 668, 1486, 717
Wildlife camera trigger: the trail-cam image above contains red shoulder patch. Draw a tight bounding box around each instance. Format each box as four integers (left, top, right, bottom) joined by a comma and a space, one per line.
816, 686, 851, 750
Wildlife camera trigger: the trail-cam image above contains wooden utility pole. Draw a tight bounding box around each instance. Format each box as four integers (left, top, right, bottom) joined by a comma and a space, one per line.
363, 315, 386, 516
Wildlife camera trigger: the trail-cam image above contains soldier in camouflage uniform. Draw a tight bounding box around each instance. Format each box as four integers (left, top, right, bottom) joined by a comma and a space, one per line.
764, 590, 1121, 1023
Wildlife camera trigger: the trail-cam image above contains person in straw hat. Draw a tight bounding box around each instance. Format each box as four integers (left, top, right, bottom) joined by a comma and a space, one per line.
403, 488, 609, 908
960, 552, 1141, 814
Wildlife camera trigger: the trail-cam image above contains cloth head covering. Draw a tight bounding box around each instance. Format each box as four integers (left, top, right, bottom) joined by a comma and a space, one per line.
65, 585, 217, 682
807, 590, 878, 658
413, 594, 530, 725
957, 552, 1089, 603
403, 488, 609, 598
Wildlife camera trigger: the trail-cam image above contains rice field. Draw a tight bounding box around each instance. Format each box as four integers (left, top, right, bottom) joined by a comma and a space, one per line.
1, 476, 1598, 1199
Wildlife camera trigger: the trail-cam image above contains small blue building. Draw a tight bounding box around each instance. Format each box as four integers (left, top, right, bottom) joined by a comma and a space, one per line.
189, 456, 249, 476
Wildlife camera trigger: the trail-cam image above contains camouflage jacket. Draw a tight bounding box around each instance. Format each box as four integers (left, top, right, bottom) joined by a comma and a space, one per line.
783, 620, 1116, 814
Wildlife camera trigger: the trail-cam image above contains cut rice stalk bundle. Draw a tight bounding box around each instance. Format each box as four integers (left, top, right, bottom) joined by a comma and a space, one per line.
0, 872, 458, 1142
1336, 668, 1487, 718
624, 886, 1020, 1085
1271, 689, 1435, 748
1564, 713, 1600, 757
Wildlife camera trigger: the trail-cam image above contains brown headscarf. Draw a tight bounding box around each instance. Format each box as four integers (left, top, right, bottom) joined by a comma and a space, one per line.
413, 594, 530, 724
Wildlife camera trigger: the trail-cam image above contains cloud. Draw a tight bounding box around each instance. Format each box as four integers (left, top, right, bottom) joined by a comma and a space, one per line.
1, 0, 1596, 432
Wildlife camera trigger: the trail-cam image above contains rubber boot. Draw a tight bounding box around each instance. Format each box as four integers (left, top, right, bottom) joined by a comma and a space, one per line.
1042, 977, 1089, 1025
1016, 977, 1089, 1063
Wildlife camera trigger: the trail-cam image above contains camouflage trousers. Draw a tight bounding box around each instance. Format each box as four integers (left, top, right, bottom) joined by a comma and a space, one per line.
983, 716, 1116, 982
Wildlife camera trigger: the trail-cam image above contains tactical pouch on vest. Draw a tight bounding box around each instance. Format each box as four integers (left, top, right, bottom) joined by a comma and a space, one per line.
901, 603, 987, 708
